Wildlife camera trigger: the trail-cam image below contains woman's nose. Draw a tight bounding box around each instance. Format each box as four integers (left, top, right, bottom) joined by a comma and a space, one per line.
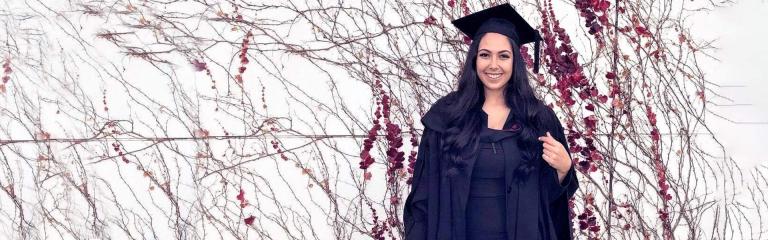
490, 56, 500, 69
489, 58, 500, 70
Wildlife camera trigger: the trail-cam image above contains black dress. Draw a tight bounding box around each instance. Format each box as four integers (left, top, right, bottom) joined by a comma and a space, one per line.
466, 126, 519, 239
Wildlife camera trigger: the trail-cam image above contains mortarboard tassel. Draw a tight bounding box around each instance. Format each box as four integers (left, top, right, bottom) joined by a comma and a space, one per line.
533, 39, 541, 74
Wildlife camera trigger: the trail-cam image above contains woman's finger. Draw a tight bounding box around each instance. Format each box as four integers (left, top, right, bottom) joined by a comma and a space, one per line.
538, 135, 556, 144
541, 135, 564, 149
543, 148, 558, 160
543, 143, 564, 156
542, 153, 553, 163
542, 141, 560, 151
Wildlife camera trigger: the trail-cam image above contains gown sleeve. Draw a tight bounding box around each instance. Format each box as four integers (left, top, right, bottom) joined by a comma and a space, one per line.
542, 106, 579, 203
403, 128, 432, 239
541, 106, 580, 239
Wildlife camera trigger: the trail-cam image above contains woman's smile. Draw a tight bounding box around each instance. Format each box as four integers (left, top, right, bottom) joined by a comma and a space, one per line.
486, 72, 503, 80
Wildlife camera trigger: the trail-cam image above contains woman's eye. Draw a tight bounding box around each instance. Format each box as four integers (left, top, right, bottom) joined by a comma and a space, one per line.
478, 53, 509, 59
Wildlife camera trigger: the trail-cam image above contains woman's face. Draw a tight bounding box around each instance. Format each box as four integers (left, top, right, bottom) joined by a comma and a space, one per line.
475, 32, 514, 91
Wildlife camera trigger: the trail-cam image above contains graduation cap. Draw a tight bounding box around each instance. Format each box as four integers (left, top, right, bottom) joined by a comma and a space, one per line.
451, 3, 542, 73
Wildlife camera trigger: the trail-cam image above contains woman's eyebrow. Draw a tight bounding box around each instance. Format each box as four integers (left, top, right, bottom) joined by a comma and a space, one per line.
479, 49, 512, 54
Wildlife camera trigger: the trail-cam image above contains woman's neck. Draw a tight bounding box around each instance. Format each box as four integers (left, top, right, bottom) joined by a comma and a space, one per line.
483, 88, 506, 108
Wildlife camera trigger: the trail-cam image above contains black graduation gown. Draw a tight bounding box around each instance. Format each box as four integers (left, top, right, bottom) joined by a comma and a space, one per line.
403, 96, 579, 240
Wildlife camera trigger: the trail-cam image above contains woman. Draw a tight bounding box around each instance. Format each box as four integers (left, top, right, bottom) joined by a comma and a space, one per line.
403, 3, 579, 240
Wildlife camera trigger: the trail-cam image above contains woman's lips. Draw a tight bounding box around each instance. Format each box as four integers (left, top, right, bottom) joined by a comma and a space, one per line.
486, 73, 502, 80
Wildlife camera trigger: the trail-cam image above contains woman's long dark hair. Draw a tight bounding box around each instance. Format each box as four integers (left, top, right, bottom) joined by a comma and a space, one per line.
442, 32, 550, 182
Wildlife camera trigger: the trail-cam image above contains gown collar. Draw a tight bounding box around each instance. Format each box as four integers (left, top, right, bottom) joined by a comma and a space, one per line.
479, 108, 523, 143
420, 94, 525, 135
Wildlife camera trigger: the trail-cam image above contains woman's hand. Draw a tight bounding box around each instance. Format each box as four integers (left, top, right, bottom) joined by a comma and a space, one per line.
538, 132, 572, 180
